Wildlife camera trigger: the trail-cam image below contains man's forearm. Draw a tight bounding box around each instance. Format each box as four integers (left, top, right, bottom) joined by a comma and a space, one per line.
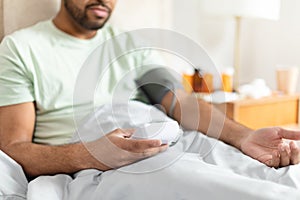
162, 91, 253, 149
2, 142, 109, 177
200, 103, 253, 149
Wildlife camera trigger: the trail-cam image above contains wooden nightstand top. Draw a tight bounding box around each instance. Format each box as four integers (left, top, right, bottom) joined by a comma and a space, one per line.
214, 94, 300, 129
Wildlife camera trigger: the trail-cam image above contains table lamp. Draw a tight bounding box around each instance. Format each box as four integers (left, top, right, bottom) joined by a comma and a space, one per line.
200, 0, 281, 90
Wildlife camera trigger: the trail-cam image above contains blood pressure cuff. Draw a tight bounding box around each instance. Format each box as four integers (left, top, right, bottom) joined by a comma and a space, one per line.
135, 67, 183, 105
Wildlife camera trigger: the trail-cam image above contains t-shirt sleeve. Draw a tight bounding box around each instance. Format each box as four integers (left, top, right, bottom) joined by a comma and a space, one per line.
0, 36, 34, 106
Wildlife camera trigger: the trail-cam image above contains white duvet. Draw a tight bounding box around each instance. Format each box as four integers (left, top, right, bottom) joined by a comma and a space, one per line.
1, 101, 300, 200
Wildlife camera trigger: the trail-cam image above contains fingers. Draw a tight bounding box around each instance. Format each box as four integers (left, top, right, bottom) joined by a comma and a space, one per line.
121, 140, 168, 164
258, 154, 273, 167
138, 144, 168, 158
277, 128, 300, 140
260, 151, 279, 168
111, 128, 135, 138
270, 142, 300, 168
270, 151, 280, 168
268, 143, 300, 168
122, 129, 136, 138
279, 144, 290, 167
290, 141, 300, 165
125, 139, 163, 152
110, 128, 168, 155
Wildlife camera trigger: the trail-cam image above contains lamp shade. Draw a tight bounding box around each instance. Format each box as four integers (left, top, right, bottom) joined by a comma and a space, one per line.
201, 0, 281, 20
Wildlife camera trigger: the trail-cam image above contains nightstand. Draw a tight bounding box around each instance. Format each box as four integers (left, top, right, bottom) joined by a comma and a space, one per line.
214, 94, 300, 129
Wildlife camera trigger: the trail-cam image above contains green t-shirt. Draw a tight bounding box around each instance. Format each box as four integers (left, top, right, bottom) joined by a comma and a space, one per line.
0, 20, 163, 145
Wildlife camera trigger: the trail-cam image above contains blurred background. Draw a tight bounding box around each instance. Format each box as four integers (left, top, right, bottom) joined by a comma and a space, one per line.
110, 0, 300, 92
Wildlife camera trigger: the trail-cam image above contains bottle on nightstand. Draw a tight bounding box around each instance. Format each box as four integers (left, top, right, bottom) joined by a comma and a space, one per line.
193, 68, 213, 93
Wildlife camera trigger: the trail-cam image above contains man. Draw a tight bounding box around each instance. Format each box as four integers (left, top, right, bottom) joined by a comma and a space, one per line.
0, 0, 299, 181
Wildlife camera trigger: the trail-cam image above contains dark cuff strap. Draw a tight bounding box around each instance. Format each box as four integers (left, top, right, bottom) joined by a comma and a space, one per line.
135, 67, 183, 106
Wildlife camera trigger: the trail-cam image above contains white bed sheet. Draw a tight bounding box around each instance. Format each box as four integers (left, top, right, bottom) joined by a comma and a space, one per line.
1, 101, 300, 200
0, 150, 27, 200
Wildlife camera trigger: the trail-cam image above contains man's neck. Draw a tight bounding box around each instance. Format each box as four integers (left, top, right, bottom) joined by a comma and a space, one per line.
53, 9, 97, 40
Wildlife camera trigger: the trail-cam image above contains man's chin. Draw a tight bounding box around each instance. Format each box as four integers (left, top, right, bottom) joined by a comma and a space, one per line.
85, 16, 110, 29
88, 25, 106, 30
81, 20, 108, 30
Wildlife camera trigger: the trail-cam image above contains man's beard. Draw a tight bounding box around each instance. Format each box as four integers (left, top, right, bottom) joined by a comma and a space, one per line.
64, 0, 111, 30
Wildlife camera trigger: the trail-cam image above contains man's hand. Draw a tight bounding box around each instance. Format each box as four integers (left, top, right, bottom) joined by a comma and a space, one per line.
86, 129, 168, 170
240, 127, 300, 168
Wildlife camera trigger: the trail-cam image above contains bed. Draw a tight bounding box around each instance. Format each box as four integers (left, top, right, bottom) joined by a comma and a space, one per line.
1, 101, 300, 200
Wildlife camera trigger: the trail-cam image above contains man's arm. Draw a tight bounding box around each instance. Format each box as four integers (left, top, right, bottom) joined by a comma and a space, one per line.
161, 90, 300, 167
161, 90, 252, 148
0, 102, 167, 177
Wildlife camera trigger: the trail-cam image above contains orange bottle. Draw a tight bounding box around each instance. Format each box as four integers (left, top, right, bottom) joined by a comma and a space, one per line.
193, 69, 202, 93
221, 68, 234, 92
193, 69, 213, 93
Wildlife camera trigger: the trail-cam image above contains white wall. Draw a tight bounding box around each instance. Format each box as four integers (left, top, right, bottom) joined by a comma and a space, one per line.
172, 0, 235, 70
0, 0, 60, 39
241, 0, 300, 91
110, 0, 173, 30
